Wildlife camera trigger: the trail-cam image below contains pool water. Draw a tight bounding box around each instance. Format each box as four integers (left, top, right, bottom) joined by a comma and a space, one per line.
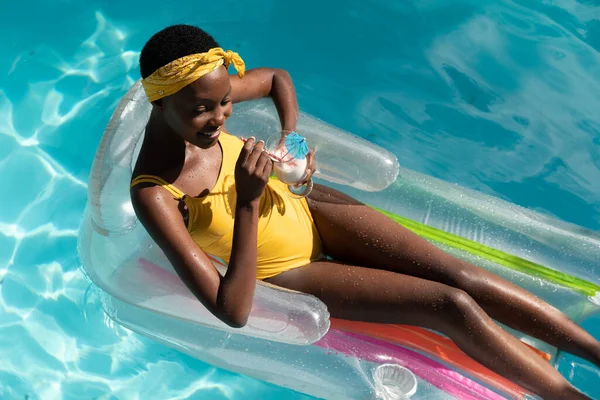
1, 0, 599, 398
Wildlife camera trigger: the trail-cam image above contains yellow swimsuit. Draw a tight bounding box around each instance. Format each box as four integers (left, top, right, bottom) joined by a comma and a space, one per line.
130, 132, 323, 280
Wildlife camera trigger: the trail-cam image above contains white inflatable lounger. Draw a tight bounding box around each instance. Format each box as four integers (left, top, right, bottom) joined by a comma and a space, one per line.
78, 80, 600, 400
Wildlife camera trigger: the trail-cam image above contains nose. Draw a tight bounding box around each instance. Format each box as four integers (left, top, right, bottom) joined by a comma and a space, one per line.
209, 105, 226, 126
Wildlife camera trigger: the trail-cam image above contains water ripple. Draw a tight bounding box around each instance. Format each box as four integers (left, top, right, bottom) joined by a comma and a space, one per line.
1, 7, 309, 400
2, 1, 599, 399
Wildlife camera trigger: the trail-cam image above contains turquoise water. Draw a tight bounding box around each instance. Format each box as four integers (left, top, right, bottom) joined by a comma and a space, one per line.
2, 0, 600, 398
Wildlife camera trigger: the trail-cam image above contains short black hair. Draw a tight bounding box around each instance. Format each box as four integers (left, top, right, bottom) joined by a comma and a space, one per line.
139, 24, 220, 79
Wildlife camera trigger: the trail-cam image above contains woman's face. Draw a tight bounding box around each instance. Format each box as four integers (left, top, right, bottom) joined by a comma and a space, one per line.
160, 65, 232, 148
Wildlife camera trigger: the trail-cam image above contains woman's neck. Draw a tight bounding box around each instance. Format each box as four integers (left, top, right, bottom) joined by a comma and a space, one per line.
135, 109, 193, 177
146, 108, 186, 150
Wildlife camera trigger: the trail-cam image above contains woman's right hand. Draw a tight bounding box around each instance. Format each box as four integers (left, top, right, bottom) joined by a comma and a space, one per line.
235, 137, 273, 206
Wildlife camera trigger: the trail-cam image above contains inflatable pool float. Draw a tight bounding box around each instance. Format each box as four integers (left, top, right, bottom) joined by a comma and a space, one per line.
78, 80, 600, 399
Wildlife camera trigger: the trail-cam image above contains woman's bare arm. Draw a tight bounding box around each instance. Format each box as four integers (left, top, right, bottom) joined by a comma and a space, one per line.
131, 138, 272, 327
230, 68, 298, 133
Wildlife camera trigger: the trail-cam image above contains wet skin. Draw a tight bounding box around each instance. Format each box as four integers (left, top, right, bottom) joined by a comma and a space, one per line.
131, 66, 596, 400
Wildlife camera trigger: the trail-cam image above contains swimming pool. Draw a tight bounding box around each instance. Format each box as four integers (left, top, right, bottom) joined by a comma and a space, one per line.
2, 0, 599, 398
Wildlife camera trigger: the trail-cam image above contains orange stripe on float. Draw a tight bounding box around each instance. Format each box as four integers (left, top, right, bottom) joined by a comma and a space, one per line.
330, 319, 549, 399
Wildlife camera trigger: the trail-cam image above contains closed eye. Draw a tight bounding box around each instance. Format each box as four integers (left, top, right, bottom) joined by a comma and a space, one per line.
221, 88, 232, 105
193, 107, 206, 116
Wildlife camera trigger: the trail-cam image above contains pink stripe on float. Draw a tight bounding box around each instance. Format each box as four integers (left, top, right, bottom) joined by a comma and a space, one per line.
137, 257, 507, 399
316, 329, 507, 400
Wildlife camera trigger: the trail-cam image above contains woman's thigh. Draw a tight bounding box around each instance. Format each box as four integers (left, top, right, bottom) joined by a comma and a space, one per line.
265, 260, 484, 328
306, 184, 468, 286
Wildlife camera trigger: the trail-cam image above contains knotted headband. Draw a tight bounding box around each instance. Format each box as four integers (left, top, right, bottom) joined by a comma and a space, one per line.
141, 47, 245, 102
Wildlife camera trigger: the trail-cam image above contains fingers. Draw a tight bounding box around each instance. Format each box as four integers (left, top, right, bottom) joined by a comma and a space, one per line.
239, 138, 271, 177
301, 147, 316, 184
308, 147, 316, 168
256, 150, 273, 178
237, 136, 255, 167
246, 139, 266, 168
277, 136, 286, 150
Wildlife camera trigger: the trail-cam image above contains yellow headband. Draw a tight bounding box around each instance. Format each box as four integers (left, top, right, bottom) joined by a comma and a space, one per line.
141, 47, 245, 102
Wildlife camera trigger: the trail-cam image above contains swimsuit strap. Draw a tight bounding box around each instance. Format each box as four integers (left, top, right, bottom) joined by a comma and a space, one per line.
130, 174, 186, 200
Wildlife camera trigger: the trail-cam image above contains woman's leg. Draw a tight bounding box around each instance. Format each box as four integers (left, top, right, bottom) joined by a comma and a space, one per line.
306, 184, 600, 366
266, 261, 589, 400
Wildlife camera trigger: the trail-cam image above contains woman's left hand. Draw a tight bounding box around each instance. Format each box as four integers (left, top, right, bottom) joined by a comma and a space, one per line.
281, 130, 316, 184
302, 146, 316, 184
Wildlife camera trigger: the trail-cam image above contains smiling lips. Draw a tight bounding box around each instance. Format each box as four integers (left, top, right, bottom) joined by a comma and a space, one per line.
198, 126, 222, 139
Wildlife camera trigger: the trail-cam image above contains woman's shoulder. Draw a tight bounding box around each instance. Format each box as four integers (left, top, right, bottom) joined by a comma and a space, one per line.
131, 130, 187, 187
130, 142, 186, 200
131, 154, 180, 191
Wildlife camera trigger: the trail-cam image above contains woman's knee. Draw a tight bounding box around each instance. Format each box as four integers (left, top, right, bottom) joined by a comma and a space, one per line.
439, 287, 482, 323
440, 261, 485, 291
408, 287, 481, 333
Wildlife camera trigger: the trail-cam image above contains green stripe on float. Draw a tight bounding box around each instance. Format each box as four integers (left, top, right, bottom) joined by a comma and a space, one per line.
375, 207, 600, 297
